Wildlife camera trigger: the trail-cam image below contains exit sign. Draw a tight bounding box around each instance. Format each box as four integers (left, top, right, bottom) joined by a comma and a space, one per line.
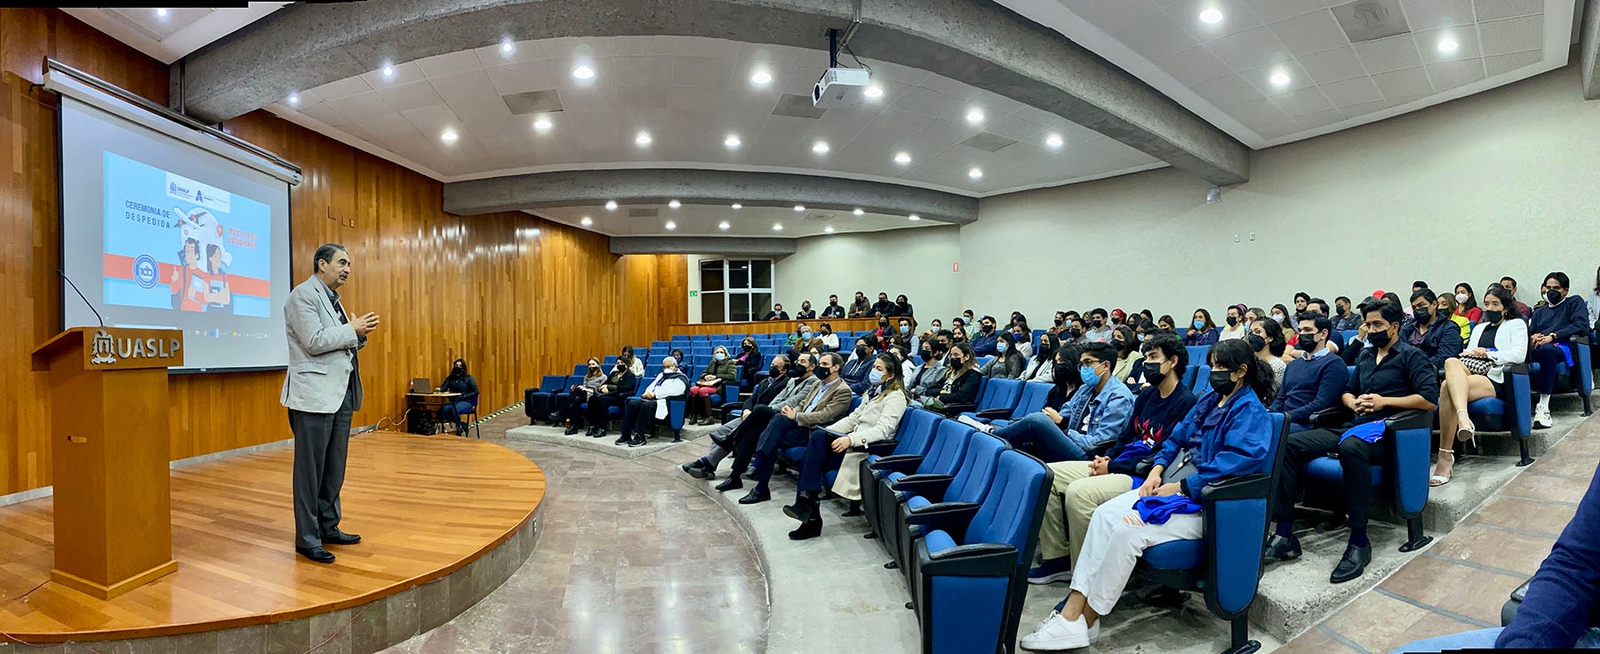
689, 290, 699, 297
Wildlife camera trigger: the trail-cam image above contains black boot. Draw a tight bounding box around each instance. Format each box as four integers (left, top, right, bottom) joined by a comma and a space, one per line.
788, 514, 822, 540
783, 491, 819, 523
564, 422, 583, 436
841, 500, 863, 517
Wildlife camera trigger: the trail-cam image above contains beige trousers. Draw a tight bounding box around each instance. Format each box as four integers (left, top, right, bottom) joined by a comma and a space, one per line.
1039, 461, 1135, 563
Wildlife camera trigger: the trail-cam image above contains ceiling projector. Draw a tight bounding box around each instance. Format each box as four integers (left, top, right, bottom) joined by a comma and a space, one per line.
812, 67, 872, 108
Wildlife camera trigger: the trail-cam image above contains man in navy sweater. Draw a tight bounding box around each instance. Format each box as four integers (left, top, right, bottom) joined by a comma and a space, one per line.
1271, 313, 1350, 432
1392, 457, 1600, 651
1528, 271, 1591, 429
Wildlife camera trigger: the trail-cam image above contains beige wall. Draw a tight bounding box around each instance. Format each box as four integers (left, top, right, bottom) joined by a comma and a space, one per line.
964, 64, 1600, 324
774, 225, 963, 325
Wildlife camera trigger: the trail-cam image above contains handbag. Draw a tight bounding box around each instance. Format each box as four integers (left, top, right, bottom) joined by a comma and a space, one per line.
1459, 355, 1492, 376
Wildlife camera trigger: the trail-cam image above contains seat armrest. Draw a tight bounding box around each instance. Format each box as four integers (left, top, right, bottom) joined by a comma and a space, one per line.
1384, 409, 1433, 433
890, 473, 955, 498
940, 402, 978, 415
869, 454, 924, 473
919, 543, 1018, 576
1310, 406, 1353, 428
1199, 474, 1271, 503
904, 501, 980, 530
974, 408, 1012, 419
864, 439, 901, 456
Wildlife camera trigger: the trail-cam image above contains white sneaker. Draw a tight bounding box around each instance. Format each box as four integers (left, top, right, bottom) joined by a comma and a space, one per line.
1534, 408, 1553, 429
1019, 614, 1091, 651
1088, 619, 1100, 643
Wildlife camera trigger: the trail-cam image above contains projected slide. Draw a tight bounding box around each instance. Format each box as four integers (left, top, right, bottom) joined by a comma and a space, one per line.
101, 152, 272, 318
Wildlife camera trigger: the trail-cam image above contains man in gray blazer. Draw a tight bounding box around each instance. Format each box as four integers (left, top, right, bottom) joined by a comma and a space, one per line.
282, 243, 380, 564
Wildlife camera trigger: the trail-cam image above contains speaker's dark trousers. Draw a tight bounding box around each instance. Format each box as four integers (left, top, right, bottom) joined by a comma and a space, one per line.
289, 375, 357, 549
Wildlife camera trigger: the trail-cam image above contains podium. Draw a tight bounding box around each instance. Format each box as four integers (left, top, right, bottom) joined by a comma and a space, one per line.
31, 326, 183, 599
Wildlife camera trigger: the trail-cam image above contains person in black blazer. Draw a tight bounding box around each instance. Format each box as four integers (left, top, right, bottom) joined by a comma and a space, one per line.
870, 292, 895, 317
578, 360, 637, 438
763, 303, 790, 320
821, 294, 846, 318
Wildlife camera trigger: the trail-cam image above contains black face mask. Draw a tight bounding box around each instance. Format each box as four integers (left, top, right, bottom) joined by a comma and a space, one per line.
856, 347, 870, 358
1091, 319, 1104, 328
1053, 362, 1079, 386
1208, 368, 1238, 395
1337, 305, 1349, 316
1226, 315, 1239, 327
744, 343, 755, 351
1547, 289, 1563, 304
1484, 309, 1503, 323
1067, 328, 1082, 339
1299, 334, 1319, 351
981, 324, 994, 333
1414, 306, 1432, 323
588, 365, 600, 372
1368, 328, 1393, 349
879, 321, 889, 328
1143, 361, 1167, 384
1054, 318, 1065, 326
920, 347, 933, 359
815, 366, 832, 380
769, 365, 784, 377
1245, 334, 1266, 352
1111, 339, 1126, 352
788, 365, 808, 378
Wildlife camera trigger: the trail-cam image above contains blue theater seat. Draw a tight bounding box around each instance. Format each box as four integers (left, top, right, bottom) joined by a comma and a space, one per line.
910, 449, 1051, 654
866, 421, 977, 560
859, 409, 944, 531
1135, 412, 1290, 654
956, 378, 1025, 424
981, 382, 1051, 430
522, 375, 566, 425
890, 432, 1008, 574
1465, 362, 1534, 465
571, 363, 587, 376
1181, 364, 1200, 392
1190, 364, 1212, 394
1186, 345, 1212, 368
1301, 403, 1435, 552
602, 355, 617, 367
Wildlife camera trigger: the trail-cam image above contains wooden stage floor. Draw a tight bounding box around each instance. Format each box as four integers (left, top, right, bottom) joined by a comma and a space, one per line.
0, 432, 545, 642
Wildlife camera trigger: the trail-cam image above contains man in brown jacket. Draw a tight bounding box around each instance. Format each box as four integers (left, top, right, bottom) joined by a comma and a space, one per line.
737, 352, 853, 505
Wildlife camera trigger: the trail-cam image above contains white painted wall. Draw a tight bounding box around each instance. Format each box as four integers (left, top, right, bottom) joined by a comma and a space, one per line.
773, 225, 963, 325
963, 66, 1600, 324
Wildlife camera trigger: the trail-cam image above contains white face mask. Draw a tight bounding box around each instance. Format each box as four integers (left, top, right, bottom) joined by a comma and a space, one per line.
1455, 293, 1469, 304
1271, 314, 1285, 324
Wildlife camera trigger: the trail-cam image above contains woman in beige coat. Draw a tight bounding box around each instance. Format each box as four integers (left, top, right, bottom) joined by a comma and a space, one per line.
783, 352, 909, 540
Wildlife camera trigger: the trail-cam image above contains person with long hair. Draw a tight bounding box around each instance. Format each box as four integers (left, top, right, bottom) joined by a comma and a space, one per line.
560, 357, 608, 435
584, 357, 638, 438
1157, 315, 1177, 334
1109, 325, 1143, 385
1432, 286, 1526, 485
1018, 339, 1274, 650
437, 358, 479, 436
1218, 305, 1248, 341
1454, 282, 1482, 323
1048, 344, 1084, 407
1528, 272, 1591, 429
734, 337, 762, 392
1247, 318, 1287, 402
913, 343, 981, 415
1024, 332, 1061, 383
1435, 293, 1471, 342
783, 353, 910, 539
620, 344, 645, 377
981, 331, 1026, 379
1184, 308, 1219, 346
687, 345, 736, 425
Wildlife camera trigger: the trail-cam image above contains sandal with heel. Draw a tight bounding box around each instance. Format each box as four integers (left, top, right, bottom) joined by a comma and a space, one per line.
1430, 449, 1454, 487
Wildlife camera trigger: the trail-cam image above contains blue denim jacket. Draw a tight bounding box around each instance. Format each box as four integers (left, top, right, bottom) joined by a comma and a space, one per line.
1057, 377, 1135, 452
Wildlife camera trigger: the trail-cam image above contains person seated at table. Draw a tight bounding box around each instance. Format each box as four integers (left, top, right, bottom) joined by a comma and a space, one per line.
795, 300, 816, 319
615, 357, 689, 447
783, 352, 909, 539
687, 345, 737, 425
559, 358, 607, 434
436, 358, 479, 435
763, 303, 790, 321
576, 358, 637, 438
1018, 339, 1275, 651
821, 294, 846, 318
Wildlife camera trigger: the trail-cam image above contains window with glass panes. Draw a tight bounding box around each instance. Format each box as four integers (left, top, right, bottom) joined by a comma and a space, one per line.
698, 259, 774, 322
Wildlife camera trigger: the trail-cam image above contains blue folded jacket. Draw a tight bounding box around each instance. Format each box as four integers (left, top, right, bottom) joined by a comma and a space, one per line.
1339, 420, 1386, 444
1114, 441, 1153, 464
1134, 495, 1201, 525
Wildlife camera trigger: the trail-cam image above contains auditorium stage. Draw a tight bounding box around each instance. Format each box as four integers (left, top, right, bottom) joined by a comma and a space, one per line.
0, 432, 545, 650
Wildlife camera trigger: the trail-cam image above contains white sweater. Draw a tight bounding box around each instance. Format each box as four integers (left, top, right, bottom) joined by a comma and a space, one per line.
1464, 318, 1529, 385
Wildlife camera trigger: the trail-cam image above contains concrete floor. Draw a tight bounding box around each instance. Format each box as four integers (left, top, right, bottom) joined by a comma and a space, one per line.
377, 396, 1596, 654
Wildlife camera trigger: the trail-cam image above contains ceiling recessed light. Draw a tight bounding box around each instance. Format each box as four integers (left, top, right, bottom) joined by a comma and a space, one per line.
1437, 37, 1459, 53
381, 65, 394, 77
864, 84, 884, 99
968, 167, 983, 179
580, 216, 593, 226
793, 205, 805, 212
287, 94, 300, 106
501, 41, 515, 54
750, 70, 773, 85
605, 200, 618, 211
824, 225, 835, 233
853, 208, 864, 216
572, 64, 596, 80
665, 221, 676, 230
894, 151, 912, 165
773, 223, 783, 231
1198, 7, 1223, 24
724, 134, 741, 149
908, 214, 920, 221
811, 141, 830, 154
533, 117, 552, 131
440, 129, 458, 143
1045, 133, 1064, 148
965, 109, 985, 123
719, 221, 730, 230
1269, 70, 1291, 86
635, 131, 652, 146
155, 8, 168, 18
731, 203, 742, 209
668, 200, 681, 209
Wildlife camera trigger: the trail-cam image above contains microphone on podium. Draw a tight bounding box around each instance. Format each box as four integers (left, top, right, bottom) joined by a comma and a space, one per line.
58, 269, 106, 327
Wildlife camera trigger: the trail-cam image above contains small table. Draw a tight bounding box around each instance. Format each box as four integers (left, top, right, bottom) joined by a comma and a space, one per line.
406, 392, 460, 435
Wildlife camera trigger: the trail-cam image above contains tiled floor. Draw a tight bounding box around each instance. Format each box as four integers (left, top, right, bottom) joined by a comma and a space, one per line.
380, 416, 768, 654
1275, 412, 1600, 654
